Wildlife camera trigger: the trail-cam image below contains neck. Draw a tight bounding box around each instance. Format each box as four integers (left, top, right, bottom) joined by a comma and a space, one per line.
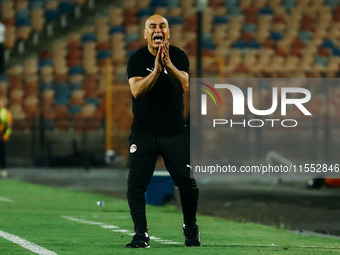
147, 45, 158, 56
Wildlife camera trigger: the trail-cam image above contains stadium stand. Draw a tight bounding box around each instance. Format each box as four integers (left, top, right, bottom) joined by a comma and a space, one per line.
1, 0, 340, 136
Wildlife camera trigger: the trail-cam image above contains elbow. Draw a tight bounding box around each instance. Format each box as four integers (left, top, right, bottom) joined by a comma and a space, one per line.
131, 90, 139, 99
182, 80, 189, 93
131, 87, 144, 99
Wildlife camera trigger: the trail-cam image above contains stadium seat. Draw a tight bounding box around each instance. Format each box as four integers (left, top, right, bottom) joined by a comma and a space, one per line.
151, 0, 166, 7
166, 0, 179, 8
16, 10, 31, 27
59, 1, 73, 15
68, 105, 82, 115
284, 0, 296, 10
137, 7, 152, 18
45, 8, 59, 23
259, 6, 273, 15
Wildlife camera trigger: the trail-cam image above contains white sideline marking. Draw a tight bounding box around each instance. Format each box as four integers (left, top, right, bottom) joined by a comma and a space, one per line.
61, 216, 182, 245
112, 229, 129, 233
207, 243, 340, 249
0, 196, 13, 203
0, 230, 57, 255
101, 225, 118, 229
61, 216, 103, 225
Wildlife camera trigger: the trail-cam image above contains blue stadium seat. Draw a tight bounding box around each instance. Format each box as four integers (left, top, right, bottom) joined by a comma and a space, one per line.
69, 66, 83, 75
224, 0, 238, 9
39, 59, 53, 68
69, 82, 83, 92
39, 82, 53, 91
54, 82, 70, 104
166, 0, 179, 8
259, 6, 273, 15
243, 23, 257, 33
333, 47, 340, 56
45, 8, 59, 23
325, 0, 340, 9
109, 26, 124, 34
228, 7, 243, 16
322, 39, 335, 49
0, 74, 8, 82
59, 1, 73, 15
247, 39, 261, 49
85, 97, 100, 106
298, 31, 312, 43
270, 31, 283, 41
315, 57, 330, 66
137, 8, 152, 18
16, 10, 31, 26
168, 16, 184, 25
125, 33, 139, 44
68, 105, 82, 115
53, 82, 68, 93
231, 39, 245, 49
213, 16, 229, 25
97, 50, 112, 60
81, 33, 96, 43
284, 0, 296, 10
31, 1, 44, 9
54, 96, 69, 105
151, 0, 166, 7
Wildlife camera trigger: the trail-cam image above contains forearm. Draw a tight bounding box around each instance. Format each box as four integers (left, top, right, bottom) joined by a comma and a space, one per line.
129, 70, 161, 98
165, 62, 189, 93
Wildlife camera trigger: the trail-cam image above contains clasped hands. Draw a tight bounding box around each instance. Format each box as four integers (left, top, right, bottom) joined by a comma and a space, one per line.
154, 41, 171, 74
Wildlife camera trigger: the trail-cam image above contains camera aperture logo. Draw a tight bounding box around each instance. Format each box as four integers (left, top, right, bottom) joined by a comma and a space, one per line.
200, 83, 312, 128
199, 82, 223, 114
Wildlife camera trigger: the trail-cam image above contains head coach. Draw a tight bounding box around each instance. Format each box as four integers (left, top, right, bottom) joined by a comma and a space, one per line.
126, 14, 200, 248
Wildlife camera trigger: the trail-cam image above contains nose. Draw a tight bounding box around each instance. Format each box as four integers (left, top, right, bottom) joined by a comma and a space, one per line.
155, 25, 161, 32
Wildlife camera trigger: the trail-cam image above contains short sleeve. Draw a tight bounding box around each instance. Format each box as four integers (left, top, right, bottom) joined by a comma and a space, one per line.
127, 52, 145, 79
172, 48, 189, 73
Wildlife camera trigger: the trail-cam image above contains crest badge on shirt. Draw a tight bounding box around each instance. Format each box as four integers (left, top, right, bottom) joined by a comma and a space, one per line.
146, 67, 168, 74
130, 144, 137, 153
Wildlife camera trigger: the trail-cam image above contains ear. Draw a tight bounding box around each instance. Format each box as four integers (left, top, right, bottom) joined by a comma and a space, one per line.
144, 29, 146, 39
168, 28, 170, 39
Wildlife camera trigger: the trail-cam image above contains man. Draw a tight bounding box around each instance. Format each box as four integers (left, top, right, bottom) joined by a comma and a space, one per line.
126, 14, 200, 248
0, 98, 12, 178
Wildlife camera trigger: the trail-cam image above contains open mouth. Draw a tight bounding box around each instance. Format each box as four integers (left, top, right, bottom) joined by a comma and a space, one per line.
153, 34, 163, 44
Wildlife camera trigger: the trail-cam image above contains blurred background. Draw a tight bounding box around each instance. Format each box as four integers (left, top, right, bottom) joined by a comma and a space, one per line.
0, 0, 339, 237
2, 0, 340, 168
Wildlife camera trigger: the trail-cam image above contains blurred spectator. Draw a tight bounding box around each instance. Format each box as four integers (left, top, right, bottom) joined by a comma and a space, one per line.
0, 98, 12, 178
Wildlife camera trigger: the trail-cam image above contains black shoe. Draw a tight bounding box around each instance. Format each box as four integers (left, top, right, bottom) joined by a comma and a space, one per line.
183, 224, 202, 247
126, 232, 150, 248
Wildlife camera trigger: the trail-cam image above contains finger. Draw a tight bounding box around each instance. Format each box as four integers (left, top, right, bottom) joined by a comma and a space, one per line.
163, 46, 169, 57
161, 43, 167, 54
156, 46, 162, 60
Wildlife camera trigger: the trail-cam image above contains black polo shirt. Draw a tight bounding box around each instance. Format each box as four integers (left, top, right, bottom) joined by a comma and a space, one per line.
127, 45, 189, 135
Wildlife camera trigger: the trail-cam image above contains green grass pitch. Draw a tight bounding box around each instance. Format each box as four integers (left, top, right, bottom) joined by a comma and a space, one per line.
0, 179, 339, 255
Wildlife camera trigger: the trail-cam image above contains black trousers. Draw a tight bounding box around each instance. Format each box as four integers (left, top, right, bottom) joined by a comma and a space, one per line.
127, 128, 199, 233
